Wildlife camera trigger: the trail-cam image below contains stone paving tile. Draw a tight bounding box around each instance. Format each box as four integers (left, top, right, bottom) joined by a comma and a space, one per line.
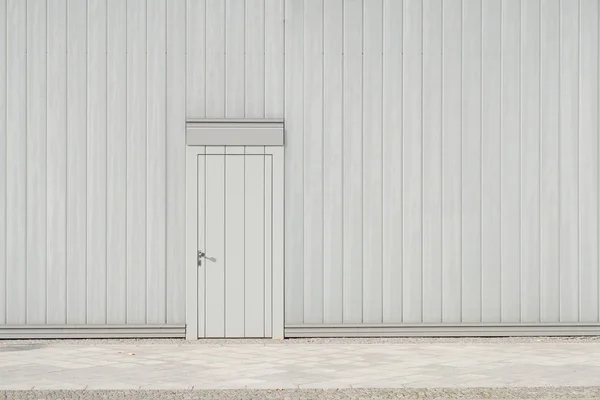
3, 342, 600, 390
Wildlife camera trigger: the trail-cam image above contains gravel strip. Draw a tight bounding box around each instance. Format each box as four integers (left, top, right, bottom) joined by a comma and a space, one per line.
2, 388, 600, 400
1, 336, 600, 347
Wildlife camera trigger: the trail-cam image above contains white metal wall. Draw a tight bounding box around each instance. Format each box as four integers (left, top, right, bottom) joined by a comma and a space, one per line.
0, 0, 284, 327
284, 0, 600, 326
2, 0, 600, 334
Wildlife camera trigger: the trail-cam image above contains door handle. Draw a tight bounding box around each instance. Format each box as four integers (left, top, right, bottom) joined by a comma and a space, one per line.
197, 251, 206, 267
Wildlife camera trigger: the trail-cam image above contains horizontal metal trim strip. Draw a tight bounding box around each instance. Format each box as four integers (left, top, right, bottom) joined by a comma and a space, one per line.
0, 325, 186, 339
186, 127, 284, 146
186, 118, 284, 125
285, 323, 600, 337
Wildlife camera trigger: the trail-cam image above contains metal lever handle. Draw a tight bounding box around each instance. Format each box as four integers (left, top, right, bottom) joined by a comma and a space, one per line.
197, 251, 206, 267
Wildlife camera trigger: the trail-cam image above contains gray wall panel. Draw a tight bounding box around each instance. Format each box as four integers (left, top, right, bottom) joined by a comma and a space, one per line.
47, 0, 68, 325
87, 0, 107, 325
6, 0, 27, 324
106, 0, 127, 324
66, 0, 87, 324
26, 0, 47, 325
381, 0, 403, 324
540, 0, 561, 323
579, 0, 600, 323
2, 0, 600, 333
1, 0, 283, 329
147, 0, 167, 325
166, 0, 187, 325
303, 0, 324, 324
322, 0, 344, 324
0, 0, 6, 325
422, 0, 442, 323
284, 0, 600, 327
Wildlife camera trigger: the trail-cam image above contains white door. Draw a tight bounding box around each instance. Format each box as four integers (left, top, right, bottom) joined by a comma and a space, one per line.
195, 150, 273, 338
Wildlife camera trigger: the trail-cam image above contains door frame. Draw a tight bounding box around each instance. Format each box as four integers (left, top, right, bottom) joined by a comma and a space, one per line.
185, 145, 284, 340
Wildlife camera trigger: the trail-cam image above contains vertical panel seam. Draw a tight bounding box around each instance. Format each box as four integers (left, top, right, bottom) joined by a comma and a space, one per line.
440, 1, 445, 322
360, 0, 364, 324
263, 0, 266, 118
499, 0, 503, 322
3, 0, 7, 323
479, 0, 484, 323
420, 0, 424, 324
204, 0, 206, 117
558, 0, 562, 323
164, 0, 168, 324
519, 0, 523, 323
380, 0, 384, 324
25, 0, 28, 324
125, 0, 128, 324
577, 0, 581, 321
459, 0, 465, 322
539, 0, 543, 322
145, 0, 148, 325
45, 0, 49, 324
340, 0, 345, 324
204, 154, 206, 336
105, 0, 109, 325
224, 0, 227, 117
243, 0, 246, 118
321, 0, 325, 324
65, 0, 69, 323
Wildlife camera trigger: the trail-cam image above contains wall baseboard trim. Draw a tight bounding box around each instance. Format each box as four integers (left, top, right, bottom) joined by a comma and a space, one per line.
0, 324, 186, 339
285, 323, 600, 338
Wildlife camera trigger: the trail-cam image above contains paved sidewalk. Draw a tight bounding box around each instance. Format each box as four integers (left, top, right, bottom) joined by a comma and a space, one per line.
1, 340, 600, 390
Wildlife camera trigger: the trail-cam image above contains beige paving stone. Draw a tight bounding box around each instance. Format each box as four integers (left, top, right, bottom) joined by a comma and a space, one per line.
3, 341, 600, 390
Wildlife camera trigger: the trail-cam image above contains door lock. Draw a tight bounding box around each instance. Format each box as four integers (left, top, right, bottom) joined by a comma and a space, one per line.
197, 250, 206, 267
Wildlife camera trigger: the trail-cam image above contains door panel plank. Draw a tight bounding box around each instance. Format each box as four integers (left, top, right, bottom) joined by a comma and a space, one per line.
225, 154, 246, 337
264, 155, 273, 337
205, 154, 226, 337
196, 153, 206, 337
245, 154, 266, 337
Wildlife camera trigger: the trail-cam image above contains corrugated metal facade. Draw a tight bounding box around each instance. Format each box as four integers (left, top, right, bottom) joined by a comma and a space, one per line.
284, 0, 600, 328
0, 0, 283, 327
0, 0, 599, 335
